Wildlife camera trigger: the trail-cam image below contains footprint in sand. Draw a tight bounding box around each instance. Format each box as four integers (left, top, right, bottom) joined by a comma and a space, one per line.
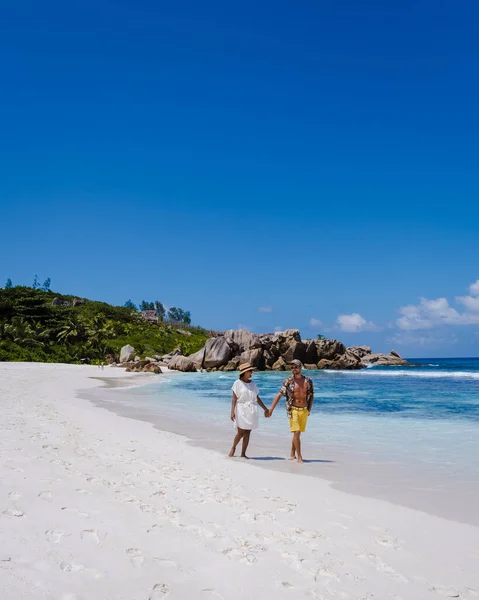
429, 585, 473, 598
45, 529, 64, 544
356, 552, 408, 583
2, 508, 24, 518
148, 583, 172, 598
61, 507, 89, 518
223, 547, 257, 565
126, 548, 145, 568
201, 590, 225, 599
60, 561, 85, 573
314, 566, 340, 583
8, 491, 22, 500
375, 535, 403, 550
80, 529, 101, 545
38, 491, 53, 501
239, 510, 276, 523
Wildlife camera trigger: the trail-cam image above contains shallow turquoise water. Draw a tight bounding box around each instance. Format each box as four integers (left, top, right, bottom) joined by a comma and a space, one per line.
117, 358, 479, 485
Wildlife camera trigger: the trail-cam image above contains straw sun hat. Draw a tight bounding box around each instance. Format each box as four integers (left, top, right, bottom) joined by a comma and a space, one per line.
239, 363, 256, 376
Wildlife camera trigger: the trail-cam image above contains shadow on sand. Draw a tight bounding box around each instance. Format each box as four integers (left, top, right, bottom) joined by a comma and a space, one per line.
250, 456, 335, 463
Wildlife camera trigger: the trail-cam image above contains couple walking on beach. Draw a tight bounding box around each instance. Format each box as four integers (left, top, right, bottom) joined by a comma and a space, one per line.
229, 359, 314, 463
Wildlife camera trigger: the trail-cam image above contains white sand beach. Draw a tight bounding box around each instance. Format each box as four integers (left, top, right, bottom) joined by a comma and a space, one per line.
1, 363, 478, 600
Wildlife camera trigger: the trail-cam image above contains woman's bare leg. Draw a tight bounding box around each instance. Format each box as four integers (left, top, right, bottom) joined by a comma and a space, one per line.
241, 431, 251, 458
229, 428, 245, 457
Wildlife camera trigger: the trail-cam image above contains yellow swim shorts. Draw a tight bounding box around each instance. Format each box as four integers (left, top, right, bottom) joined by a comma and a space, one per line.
289, 406, 309, 433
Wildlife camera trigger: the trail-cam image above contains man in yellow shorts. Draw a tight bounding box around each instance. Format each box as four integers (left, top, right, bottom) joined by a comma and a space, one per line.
269, 359, 314, 463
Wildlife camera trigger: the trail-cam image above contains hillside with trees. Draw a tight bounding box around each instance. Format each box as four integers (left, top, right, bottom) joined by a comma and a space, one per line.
0, 280, 208, 363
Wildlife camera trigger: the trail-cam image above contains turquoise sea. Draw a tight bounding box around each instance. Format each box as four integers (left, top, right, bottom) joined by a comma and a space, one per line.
94, 357, 479, 524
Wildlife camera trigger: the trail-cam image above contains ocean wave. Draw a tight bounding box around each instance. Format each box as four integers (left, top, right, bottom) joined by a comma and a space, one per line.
359, 370, 479, 380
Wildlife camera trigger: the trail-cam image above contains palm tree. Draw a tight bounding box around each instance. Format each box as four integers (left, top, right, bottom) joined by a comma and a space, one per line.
57, 317, 87, 344
4, 317, 50, 347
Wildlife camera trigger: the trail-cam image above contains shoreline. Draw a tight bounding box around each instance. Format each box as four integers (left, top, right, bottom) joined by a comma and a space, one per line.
84, 371, 479, 527
1, 362, 478, 599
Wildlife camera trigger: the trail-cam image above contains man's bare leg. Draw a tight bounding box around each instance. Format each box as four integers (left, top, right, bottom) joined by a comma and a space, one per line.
289, 439, 296, 459
229, 428, 245, 457
241, 431, 251, 458
293, 431, 303, 463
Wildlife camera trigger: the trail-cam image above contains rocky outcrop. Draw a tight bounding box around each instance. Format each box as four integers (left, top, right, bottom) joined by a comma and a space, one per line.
120, 344, 136, 363
348, 346, 410, 367
52, 297, 70, 307
317, 350, 361, 370
185, 330, 368, 372
203, 337, 232, 369
168, 355, 197, 372
239, 348, 264, 369
123, 360, 162, 374
188, 347, 206, 369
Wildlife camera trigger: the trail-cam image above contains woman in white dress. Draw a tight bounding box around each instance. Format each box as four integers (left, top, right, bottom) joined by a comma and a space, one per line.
229, 363, 269, 458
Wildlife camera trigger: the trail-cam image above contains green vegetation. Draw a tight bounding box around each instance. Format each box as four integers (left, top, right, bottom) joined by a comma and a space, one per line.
0, 284, 209, 364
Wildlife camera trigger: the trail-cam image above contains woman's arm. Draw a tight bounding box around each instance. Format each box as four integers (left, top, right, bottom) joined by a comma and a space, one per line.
230, 392, 238, 421
256, 395, 269, 417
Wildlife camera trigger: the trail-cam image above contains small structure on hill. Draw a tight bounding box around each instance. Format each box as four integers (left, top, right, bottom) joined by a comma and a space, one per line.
139, 310, 158, 323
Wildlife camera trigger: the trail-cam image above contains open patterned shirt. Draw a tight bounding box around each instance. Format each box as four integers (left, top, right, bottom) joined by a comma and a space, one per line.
280, 375, 314, 419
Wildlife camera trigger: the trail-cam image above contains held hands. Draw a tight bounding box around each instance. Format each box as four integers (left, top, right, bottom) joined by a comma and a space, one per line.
263, 408, 270, 418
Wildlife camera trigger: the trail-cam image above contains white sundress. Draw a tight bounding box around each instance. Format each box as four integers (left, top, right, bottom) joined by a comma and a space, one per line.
231, 379, 259, 430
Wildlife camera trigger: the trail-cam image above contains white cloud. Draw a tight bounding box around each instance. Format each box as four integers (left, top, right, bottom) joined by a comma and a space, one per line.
469, 279, 479, 296
274, 326, 283, 332
456, 279, 479, 313
237, 324, 251, 332
337, 313, 381, 333
309, 317, 322, 327
397, 280, 479, 330
259, 306, 273, 313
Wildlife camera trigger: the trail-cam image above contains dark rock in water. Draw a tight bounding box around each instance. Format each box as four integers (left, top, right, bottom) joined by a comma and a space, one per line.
317, 351, 362, 370
349, 344, 410, 366
347, 345, 372, 358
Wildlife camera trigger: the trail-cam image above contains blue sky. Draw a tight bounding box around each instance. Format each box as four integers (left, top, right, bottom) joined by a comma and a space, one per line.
1, 0, 478, 357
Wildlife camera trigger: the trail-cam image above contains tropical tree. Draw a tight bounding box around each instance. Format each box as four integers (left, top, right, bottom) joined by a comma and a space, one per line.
42, 278, 51, 292
5, 278, 13, 289
167, 307, 191, 324
140, 300, 155, 311
4, 317, 50, 347
124, 299, 138, 311
57, 317, 87, 344
154, 301, 165, 320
